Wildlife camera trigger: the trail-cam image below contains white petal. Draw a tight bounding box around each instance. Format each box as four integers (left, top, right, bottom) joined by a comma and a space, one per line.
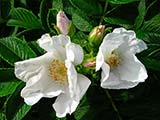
37, 34, 55, 52
53, 94, 79, 118
100, 33, 124, 55
20, 71, 43, 105
51, 34, 70, 60
21, 67, 64, 105
65, 60, 77, 98
113, 28, 147, 54
113, 28, 136, 40
22, 88, 43, 105
101, 70, 139, 89
96, 49, 104, 71
75, 74, 91, 100
15, 52, 54, 82
113, 27, 127, 33
117, 52, 148, 83
129, 39, 147, 54
37, 34, 71, 60
66, 42, 84, 65
39, 68, 65, 97
101, 62, 110, 83
123, 30, 136, 40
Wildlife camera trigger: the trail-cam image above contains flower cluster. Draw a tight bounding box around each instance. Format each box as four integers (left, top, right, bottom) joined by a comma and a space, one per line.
14, 11, 148, 118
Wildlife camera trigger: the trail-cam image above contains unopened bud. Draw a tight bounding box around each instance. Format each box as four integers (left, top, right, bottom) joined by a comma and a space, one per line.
56, 10, 70, 35
83, 61, 96, 68
88, 25, 105, 46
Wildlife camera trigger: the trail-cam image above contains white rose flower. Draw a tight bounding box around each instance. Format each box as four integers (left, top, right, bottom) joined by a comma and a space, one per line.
96, 28, 148, 89
15, 34, 91, 118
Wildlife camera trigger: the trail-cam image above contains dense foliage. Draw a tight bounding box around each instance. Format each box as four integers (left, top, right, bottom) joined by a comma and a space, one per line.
0, 0, 160, 120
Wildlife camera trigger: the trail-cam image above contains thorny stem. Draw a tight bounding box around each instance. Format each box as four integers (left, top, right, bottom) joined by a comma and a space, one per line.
99, 0, 108, 25
105, 90, 123, 120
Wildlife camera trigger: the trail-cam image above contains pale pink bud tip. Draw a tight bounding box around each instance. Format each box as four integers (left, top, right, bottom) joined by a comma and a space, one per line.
56, 10, 70, 35
88, 25, 105, 45
83, 61, 96, 68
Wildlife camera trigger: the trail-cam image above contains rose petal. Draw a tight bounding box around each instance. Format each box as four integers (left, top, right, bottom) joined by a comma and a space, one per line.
53, 94, 79, 118
75, 74, 91, 99
96, 49, 104, 71
65, 60, 77, 98
101, 70, 139, 89
37, 34, 54, 52
130, 39, 147, 54
15, 52, 54, 82
66, 42, 84, 65
52, 35, 70, 60
21, 67, 64, 105
101, 62, 110, 83
117, 52, 148, 82
113, 27, 127, 33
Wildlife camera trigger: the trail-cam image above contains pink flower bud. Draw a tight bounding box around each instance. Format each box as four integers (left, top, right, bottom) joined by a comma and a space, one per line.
88, 25, 105, 46
83, 60, 96, 68
56, 10, 70, 35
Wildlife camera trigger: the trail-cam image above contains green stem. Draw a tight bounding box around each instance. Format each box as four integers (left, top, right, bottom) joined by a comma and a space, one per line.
105, 6, 120, 16
16, 29, 31, 37
99, 0, 109, 25
105, 90, 123, 120
12, 27, 19, 36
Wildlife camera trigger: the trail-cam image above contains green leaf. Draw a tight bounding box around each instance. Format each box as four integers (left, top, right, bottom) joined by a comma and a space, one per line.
40, 0, 52, 31
0, 112, 7, 120
0, 37, 36, 66
140, 57, 160, 71
72, 31, 88, 48
141, 13, 160, 33
0, 81, 20, 97
72, 10, 93, 32
12, 104, 31, 120
136, 29, 160, 43
62, 0, 74, 15
69, 0, 102, 16
7, 7, 42, 29
46, 9, 57, 34
6, 83, 31, 120
145, 44, 160, 58
74, 96, 90, 120
146, 33, 160, 43
74, 105, 90, 120
28, 41, 45, 55
134, 0, 146, 29
52, 0, 63, 11
104, 17, 132, 29
0, 68, 19, 98
56, 117, 67, 120
108, 0, 140, 4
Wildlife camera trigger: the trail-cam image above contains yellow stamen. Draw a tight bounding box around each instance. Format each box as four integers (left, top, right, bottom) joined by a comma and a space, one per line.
106, 51, 121, 69
49, 59, 68, 85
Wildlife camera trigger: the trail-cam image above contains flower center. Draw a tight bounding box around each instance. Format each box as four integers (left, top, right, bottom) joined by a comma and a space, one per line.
106, 51, 121, 69
49, 59, 68, 85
